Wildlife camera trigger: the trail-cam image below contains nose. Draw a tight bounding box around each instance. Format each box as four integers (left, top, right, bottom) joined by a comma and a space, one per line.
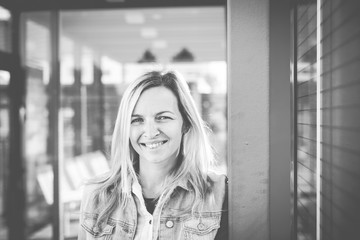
143, 120, 160, 138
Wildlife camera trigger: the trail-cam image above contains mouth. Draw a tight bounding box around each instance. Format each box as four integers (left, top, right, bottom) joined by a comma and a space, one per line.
140, 140, 168, 149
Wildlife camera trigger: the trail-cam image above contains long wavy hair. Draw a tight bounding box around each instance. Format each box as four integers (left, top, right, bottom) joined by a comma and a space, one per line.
89, 70, 216, 227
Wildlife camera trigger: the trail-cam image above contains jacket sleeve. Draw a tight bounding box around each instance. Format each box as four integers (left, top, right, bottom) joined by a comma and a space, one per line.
77, 184, 93, 240
78, 222, 87, 240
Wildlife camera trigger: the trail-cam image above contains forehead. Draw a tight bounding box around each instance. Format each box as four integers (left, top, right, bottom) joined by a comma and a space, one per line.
133, 86, 180, 114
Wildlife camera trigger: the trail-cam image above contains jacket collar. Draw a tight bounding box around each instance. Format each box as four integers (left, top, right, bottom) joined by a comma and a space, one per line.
177, 178, 191, 191
131, 176, 191, 197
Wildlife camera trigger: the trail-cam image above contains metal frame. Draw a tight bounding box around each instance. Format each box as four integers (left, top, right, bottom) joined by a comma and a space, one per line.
7, 1, 226, 240
7, 0, 225, 11
269, 0, 291, 239
6, 8, 27, 240
48, 11, 63, 240
0, 52, 21, 240
290, 1, 299, 239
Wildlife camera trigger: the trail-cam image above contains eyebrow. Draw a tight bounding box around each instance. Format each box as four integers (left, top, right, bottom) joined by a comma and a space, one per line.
157, 111, 174, 115
131, 111, 174, 117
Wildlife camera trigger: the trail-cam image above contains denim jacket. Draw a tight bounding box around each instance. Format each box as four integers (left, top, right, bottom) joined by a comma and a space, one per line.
78, 172, 227, 240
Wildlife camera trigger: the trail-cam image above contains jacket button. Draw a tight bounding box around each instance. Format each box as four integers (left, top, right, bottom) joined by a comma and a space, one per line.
197, 223, 206, 231
165, 220, 174, 228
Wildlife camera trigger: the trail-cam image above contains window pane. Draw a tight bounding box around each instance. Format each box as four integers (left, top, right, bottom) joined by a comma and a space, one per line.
22, 12, 53, 240
294, 1, 318, 239
0, 5, 11, 53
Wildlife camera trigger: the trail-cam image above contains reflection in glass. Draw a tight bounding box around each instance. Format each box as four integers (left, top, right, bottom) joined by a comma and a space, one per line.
295, 2, 317, 239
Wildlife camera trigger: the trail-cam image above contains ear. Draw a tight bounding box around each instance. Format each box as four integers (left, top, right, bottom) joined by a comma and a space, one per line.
182, 124, 190, 134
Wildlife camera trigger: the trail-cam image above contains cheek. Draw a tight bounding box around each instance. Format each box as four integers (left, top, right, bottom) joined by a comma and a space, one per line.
170, 124, 184, 143
129, 127, 139, 146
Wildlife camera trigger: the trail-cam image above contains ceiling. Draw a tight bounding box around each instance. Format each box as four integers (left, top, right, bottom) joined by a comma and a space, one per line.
59, 6, 226, 63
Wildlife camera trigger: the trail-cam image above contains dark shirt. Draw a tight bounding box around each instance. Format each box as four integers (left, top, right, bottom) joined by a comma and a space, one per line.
144, 197, 157, 215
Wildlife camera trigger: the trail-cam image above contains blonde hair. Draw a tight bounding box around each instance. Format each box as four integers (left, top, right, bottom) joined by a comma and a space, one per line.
89, 70, 216, 227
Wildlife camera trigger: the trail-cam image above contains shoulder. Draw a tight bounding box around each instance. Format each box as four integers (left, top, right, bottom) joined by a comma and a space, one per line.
81, 172, 111, 201
207, 171, 228, 188
206, 171, 228, 206
80, 182, 103, 212
82, 180, 103, 196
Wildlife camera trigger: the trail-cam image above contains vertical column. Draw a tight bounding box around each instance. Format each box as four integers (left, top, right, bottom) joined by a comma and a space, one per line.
48, 11, 63, 240
227, 0, 270, 239
228, 0, 291, 239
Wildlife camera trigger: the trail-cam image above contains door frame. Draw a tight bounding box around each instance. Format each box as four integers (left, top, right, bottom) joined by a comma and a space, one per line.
13, 2, 227, 240
0, 8, 27, 237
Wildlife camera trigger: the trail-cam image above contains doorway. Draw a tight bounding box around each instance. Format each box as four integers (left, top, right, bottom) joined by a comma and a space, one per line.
22, 6, 226, 239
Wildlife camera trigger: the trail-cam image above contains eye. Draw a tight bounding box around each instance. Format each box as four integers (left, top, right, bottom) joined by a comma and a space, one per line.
131, 117, 143, 124
157, 115, 172, 121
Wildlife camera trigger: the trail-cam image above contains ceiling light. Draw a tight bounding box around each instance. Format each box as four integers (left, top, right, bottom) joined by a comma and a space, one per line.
152, 14, 162, 20
152, 40, 168, 49
124, 12, 145, 24
0, 70, 10, 85
0, 6, 11, 21
141, 28, 158, 39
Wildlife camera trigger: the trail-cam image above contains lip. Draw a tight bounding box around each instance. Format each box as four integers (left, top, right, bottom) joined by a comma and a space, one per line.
140, 140, 168, 149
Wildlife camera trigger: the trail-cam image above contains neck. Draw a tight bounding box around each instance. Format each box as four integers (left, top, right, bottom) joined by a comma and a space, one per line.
138, 160, 175, 198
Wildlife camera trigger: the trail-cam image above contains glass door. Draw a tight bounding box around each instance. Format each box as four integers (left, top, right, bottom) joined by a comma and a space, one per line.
58, 7, 227, 239
21, 11, 57, 240
21, 6, 226, 240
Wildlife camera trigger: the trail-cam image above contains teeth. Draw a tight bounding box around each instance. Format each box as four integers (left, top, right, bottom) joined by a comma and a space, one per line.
144, 141, 165, 149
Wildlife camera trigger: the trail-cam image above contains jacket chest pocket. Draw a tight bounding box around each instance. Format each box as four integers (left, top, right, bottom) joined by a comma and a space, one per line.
183, 215, 220, 240
81, 215, 135, 240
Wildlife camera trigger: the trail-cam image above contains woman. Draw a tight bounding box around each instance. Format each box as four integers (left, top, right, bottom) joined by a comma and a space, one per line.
78, 70, 228, 240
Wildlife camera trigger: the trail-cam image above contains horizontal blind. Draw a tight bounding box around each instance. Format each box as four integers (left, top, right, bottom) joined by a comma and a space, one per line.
320, 0, 360, 239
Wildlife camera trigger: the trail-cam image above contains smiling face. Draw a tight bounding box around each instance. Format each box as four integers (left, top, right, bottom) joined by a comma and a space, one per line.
130, 86, 184, 168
